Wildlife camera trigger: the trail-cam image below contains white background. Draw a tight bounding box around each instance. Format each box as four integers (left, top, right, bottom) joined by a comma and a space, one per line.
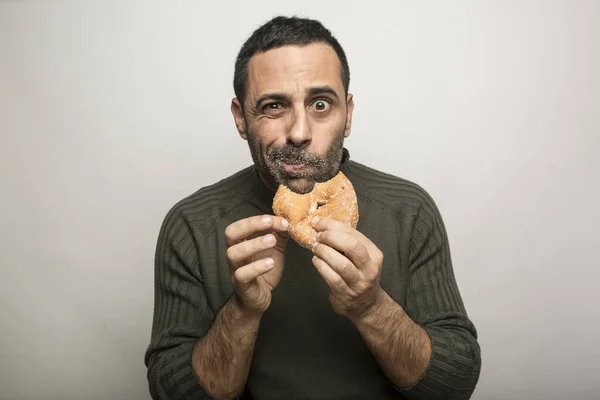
1, 1, 599, 399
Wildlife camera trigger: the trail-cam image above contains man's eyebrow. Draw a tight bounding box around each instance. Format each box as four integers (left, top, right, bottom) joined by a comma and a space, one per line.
307, 86, 340, 99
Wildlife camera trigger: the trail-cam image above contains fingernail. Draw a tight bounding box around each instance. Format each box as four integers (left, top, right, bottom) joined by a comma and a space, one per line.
262, 216, 272, 224
311, 216, 320, 225
263, 234, 275, 244
316, 232, 321, 241
265, 258, 274, 266
311, 241, 318, 249
281, 219, 289, 229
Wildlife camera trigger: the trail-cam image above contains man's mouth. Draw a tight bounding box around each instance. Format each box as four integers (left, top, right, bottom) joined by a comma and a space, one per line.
282, 162, 308, 172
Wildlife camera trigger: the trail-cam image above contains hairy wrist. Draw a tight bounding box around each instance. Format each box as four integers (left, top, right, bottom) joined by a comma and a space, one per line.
349, 287, 392, 325
231, 294, 263, 319
230, 295, 264, 322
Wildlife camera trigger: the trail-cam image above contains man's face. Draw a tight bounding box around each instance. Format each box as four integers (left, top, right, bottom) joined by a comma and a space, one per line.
232, 43, 354, 194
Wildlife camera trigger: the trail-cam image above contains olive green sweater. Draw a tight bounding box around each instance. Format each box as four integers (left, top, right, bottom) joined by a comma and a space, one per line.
144, 149, 481, 399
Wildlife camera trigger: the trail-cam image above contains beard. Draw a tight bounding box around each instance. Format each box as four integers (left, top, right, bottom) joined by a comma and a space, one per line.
247, 129, 346, 195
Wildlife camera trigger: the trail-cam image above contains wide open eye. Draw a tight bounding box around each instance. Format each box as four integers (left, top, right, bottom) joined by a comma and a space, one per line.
311, 99, 332, 112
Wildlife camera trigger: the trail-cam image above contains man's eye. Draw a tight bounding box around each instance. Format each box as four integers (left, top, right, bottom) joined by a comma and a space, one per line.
311, 99, 331, 112
264, 103, 283, 111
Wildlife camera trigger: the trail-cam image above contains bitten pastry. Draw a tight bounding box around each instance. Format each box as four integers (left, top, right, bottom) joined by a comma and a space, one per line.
272, 171, 359, 249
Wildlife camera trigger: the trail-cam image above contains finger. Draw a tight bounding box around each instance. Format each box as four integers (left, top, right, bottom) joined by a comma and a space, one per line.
233, 257, 275, 285
225, 215, 289, 246
312, 255, 349, 292
312, 242, 361, 285
311, 216, 377, 255
315, 229, 371, 270
227, 233, 277, 267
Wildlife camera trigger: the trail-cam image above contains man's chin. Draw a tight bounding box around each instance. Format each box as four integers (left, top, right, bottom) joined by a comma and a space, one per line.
281, 178, 316, 195
272, 169, 341, 194
272, 172, 316, 193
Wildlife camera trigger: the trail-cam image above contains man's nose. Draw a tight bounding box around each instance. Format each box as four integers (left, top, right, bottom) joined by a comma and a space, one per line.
286, 108, 312, 146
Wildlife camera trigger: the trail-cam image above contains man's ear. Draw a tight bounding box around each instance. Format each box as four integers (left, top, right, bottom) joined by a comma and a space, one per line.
344, 93, 355, 138
231, 98, 248, 140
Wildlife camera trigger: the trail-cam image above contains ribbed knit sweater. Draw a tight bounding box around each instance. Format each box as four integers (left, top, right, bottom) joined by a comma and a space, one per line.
144, 148, 481, 399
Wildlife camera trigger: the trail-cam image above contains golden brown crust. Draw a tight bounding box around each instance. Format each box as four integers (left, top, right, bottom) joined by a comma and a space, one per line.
272, 171, 359, 249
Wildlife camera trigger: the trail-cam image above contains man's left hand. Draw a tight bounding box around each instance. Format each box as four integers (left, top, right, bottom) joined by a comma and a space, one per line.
310, 216, 385, 320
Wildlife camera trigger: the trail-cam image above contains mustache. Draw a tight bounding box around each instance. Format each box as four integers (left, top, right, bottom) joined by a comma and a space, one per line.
267, 146, 325, 167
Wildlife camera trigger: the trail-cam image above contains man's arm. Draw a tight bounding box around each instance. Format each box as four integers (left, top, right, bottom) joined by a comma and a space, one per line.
191, 297, 261, 399
146, 287, 261, 400
347, 289, 432, 389
348, 284, 480, 400
144, 209, 221, 400
389, 198, 482, 399
145, 209, 288, 400
311, 198, 481, 400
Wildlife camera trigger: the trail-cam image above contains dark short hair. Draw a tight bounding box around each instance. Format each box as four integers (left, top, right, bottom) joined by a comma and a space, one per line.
233, 15, 350, 108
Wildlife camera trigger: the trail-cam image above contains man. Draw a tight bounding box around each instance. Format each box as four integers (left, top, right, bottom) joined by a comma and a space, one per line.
144, 15, 481, 400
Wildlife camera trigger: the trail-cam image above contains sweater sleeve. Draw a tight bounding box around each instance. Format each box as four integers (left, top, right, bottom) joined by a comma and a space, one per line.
394, 195, 482, 399
144, 209, 217, 399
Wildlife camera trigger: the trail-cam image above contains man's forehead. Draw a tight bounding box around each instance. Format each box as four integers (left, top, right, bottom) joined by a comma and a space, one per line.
247, 43, 344, 98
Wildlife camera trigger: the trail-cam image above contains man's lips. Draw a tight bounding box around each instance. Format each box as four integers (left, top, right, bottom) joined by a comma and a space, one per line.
282, 162, 308, 172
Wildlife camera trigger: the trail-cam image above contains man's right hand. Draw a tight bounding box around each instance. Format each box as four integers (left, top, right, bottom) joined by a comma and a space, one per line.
225, 214, 289, 314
